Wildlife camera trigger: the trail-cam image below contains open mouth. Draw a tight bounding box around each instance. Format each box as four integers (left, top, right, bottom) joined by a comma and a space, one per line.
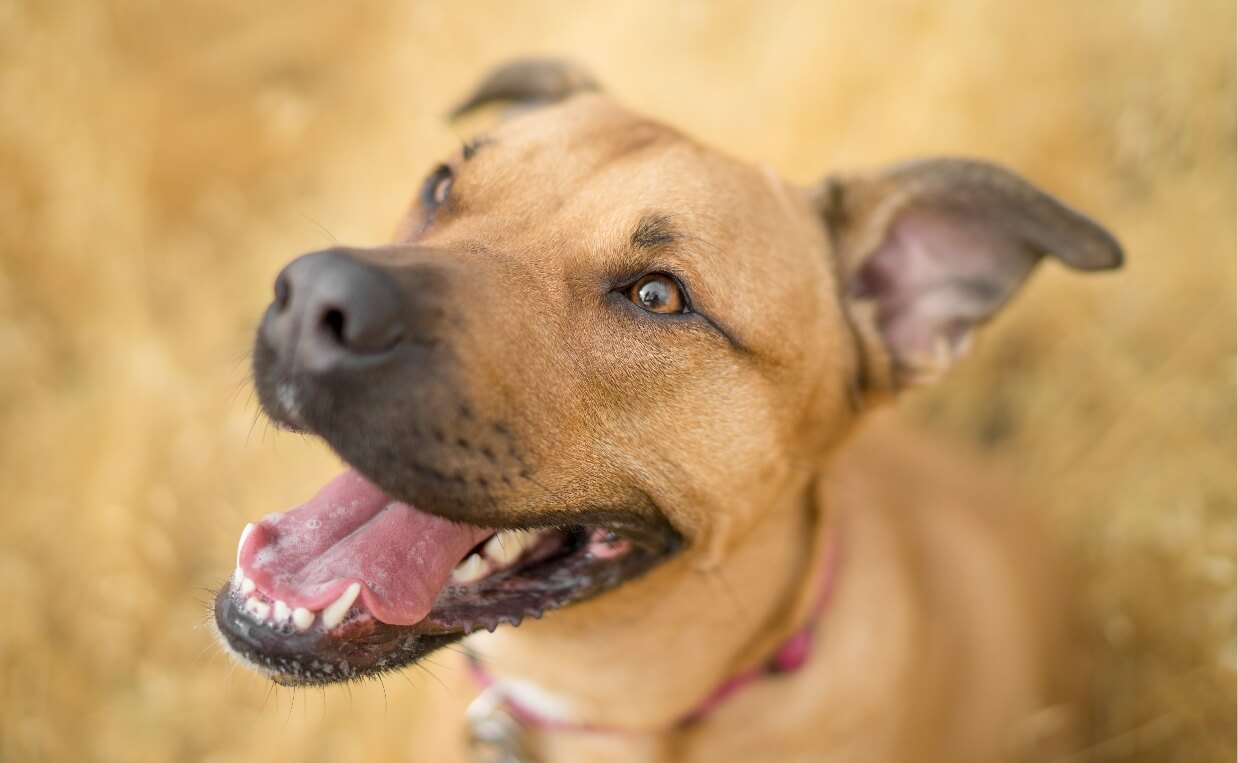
214, 469, 678, 685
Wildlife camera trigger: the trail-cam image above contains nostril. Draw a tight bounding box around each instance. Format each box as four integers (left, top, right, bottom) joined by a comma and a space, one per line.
274, 274, 292, 311
321, 307, 347, 345
272, 249, 408, 364
316, 304, 403, 354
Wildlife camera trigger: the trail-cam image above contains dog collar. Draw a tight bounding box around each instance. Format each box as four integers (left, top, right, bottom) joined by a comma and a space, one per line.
463, 524, 843, 740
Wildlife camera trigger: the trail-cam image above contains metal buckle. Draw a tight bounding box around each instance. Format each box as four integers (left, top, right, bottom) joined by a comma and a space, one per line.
466, 685, 538, 763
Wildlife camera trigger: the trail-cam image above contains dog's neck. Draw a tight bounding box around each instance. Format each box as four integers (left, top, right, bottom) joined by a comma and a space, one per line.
466, 469, 827, 734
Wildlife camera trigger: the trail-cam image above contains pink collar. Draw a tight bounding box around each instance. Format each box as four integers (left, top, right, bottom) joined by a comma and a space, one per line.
465, 525, 843, 733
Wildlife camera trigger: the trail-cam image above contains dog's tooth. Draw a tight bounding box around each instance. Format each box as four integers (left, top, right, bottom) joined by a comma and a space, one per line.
292, 607, 314, 631
321, 582, 361, 629
273, 600, 291, 622
484, 531, 532, 567
245, 597, 270, 620
451, 553, 490, 584
236, 522, 255, 567
240, 577, 256, 595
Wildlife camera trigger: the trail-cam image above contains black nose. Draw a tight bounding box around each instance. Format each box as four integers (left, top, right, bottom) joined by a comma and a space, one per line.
262, 249, 405, 372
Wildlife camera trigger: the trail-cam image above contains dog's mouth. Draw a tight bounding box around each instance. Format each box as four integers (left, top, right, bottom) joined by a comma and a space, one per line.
214, 469, 677, 685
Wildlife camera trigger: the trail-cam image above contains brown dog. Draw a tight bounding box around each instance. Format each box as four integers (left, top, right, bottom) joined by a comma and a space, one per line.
215, 59, 1122, 762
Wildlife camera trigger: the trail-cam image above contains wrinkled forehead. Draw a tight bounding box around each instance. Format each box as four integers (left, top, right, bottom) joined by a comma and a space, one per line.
470, 95, 798, 232
452, 94, 839, 357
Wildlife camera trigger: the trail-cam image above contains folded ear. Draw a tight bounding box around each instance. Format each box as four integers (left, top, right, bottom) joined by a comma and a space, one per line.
450, 58, 600, 120
811, 157, 1123, 391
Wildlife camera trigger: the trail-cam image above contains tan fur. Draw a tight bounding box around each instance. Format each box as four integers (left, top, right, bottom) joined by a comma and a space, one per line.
362, 82, 1111, 762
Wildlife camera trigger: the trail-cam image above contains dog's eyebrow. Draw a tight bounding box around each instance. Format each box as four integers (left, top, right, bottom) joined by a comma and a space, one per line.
631, 214, 681, 250
625, 218, 757, 356
462, 136, 493, 161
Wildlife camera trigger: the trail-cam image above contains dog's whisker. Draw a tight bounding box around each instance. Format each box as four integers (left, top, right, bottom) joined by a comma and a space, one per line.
297, 211, 340, 246
245, 409, 262, 446
415, 661, 457, 700
258, 680, 276, 715
703, 565, 748, 623
447, 123, 468, 147
196, 639, 222, 663
394, 665, 417, 691
283, 686, 297, 729
444, 644, 493, 666
374, 674, 389, 720
229, 374, 250, 406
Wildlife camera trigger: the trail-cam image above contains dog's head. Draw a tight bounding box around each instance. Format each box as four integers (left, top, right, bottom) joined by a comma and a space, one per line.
215, 59, 1121, 684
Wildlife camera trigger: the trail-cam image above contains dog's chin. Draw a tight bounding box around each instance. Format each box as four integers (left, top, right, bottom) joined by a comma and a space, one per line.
213, 463, 681, 687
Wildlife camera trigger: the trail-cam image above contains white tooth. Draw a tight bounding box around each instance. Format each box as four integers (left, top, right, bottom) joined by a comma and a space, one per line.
236, 522, 255, 567
245, 597, 270, 620
273, 600, 291, 622
484, 531, 532, 566
240, 577, 256, 595
451, 553, 490, 584
321, 582, 361, 629
292, 607, 314, 631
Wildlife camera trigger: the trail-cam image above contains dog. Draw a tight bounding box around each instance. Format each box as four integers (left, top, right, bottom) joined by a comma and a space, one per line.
215, 59, 1122, 762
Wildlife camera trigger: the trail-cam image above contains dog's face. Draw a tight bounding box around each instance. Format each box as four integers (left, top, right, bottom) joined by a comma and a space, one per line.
216, 60, 1121, 685
317, 93, 852, 539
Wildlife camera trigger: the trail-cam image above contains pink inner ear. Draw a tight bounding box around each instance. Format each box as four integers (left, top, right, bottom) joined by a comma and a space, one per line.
850, 207, 1038, 364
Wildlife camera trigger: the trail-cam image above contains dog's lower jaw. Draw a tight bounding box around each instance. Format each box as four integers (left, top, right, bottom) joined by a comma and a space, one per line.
464, 473, 824, 740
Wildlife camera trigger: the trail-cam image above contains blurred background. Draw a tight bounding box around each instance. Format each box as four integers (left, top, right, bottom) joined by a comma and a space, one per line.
0, 1, 1232, 761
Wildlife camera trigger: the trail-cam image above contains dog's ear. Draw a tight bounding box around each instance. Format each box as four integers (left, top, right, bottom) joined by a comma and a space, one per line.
450, 58, 600, 120
811, 157, 1123, 391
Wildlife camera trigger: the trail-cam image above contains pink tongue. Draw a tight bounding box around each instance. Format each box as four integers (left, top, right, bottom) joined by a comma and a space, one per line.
237, 470, 494, 626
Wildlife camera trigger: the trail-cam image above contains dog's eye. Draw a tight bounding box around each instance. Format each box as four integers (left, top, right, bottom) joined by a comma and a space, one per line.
627, 273, 686, 314
423, 164, 454, 208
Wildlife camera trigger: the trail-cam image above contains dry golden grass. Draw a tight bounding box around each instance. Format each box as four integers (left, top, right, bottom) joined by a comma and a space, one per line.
0, 1, 1232, 761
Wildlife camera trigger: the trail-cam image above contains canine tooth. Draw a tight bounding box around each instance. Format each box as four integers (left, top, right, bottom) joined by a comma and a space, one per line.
245, 597, 270, 620
236, 522, 255, 566
240, 577, 256, 595
292, 607, 314, 631
273, 600, 291, 622
484, 530, 533, 566
322, 582, 361, 629
451, 553, 489, 584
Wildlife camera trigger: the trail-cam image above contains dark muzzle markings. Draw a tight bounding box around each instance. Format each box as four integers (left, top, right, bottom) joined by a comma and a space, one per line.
218, 238, 681, 685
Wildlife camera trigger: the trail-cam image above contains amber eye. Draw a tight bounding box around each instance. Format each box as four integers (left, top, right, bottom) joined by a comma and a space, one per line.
627, 273, 686, 314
